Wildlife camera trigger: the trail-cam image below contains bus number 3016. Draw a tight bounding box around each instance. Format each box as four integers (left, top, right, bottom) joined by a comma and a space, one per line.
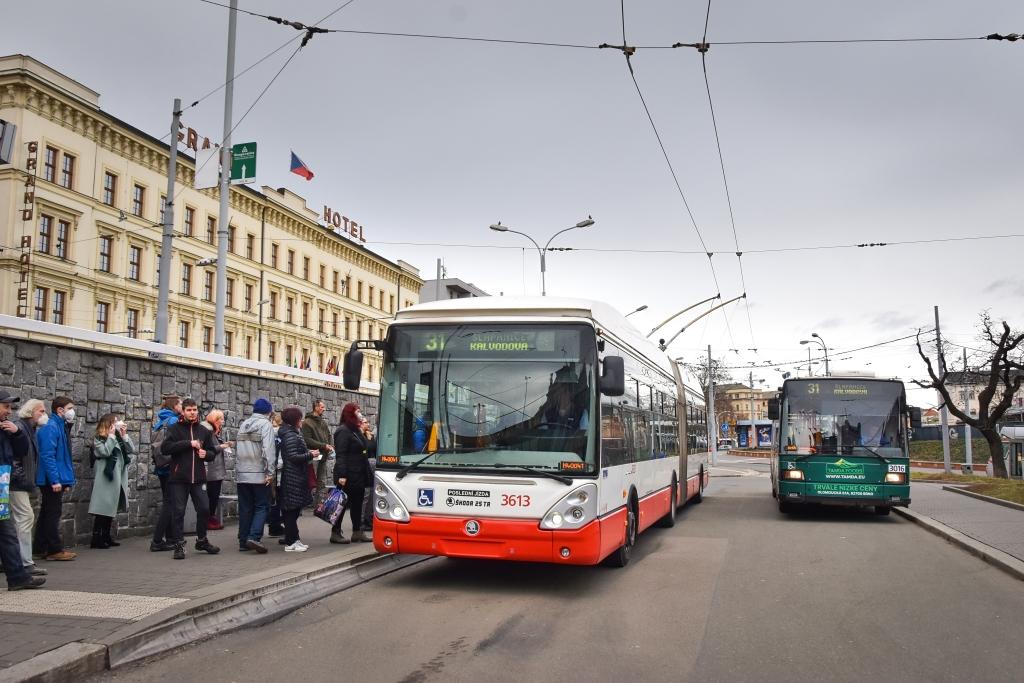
502, 494, 531, 507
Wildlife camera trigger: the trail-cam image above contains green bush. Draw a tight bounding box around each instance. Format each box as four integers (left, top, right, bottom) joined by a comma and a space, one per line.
909, 438, 991, 463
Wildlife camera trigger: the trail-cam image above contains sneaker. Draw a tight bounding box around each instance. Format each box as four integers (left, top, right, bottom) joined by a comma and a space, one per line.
239, 545, 251, 552
195, 539, 221, 555
294, 540, 309, 550
8, 576, 46, 591
284, 542, 308, 553
245, 539, 268, 554
44, 550, 77, 561
173, 543, 186, 560
150, 541, 174, 552
28, 566, 47, 577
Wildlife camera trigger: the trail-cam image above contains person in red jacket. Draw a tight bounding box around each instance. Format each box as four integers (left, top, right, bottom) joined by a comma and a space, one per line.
160, 399, 220, 560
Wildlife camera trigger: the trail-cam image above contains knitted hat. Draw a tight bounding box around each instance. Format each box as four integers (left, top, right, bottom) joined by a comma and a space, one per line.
252, 398, 273, 415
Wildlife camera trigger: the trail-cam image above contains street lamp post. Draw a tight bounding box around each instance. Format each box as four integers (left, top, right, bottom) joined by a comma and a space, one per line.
800, 333, 830, 376
624, 304, 648, 318
489, 216, 595, 296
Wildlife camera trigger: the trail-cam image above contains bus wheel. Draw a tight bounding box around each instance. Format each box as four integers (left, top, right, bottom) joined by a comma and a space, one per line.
605, 499, 638, 568
656, 480, 677, 528
874, 505, 891, 516
692, 468, 705, 504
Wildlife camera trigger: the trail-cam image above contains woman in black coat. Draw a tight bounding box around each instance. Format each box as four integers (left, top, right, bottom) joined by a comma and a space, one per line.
332, 402, 376, 543
278, 407, 319, 552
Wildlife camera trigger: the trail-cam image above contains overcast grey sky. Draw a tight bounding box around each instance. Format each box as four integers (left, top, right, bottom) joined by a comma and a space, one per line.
4, 1, 1022, 403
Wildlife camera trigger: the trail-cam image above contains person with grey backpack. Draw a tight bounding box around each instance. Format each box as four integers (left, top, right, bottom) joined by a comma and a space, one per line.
149, 395, 181, 552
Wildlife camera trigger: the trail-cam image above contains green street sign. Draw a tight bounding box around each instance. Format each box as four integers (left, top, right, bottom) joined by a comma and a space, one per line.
230, 142, 256, 184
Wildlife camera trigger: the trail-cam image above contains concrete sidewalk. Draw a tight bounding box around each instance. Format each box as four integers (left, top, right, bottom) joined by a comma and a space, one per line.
896, 482, 1024, 580
0, 514, 413, 678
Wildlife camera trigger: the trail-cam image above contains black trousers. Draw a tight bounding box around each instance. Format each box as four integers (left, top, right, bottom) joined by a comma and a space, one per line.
170, 482, 209, 544
283, 508, 301, 545
33, 486, 64, 555
344, 483, 365, 533
152, 475, 172, 544
207, 479, 223, 519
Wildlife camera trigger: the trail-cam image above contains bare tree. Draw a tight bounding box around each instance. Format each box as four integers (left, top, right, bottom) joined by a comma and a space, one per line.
915, 313, 1024, 478
683, 354, 733, 409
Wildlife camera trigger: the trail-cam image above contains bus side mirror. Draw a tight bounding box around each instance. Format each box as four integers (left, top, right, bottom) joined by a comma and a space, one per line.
909, 406, 922, 429
767, 398, 780, 421
343, 345, 364, 390
600, 356, 625, 396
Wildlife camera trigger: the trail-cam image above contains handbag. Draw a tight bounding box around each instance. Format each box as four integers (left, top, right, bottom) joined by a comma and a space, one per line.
0, 464, 11, 521
314, 487, 347, 525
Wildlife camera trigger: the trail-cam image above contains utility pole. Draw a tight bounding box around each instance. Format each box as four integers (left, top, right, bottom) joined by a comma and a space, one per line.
708, 344, 717, 465
936, 305, 951, 474
214, 0, 238, 356
806, 347, 812, 377
748, 371, 757, 449
435, 258, 442, 301
154, 99, 181, 346
963, 346, 973, 471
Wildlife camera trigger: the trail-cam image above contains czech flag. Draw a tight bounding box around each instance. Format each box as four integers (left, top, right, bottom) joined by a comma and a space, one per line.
290, 151, 314, 180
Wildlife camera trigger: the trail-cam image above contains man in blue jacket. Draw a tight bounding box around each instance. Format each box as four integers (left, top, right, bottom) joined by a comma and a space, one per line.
0, 389, 46, 589
34, 396, 77, 561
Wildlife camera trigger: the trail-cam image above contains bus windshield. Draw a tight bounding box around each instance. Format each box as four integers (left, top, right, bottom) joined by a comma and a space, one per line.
378, 324, 598, 474
780, 380, 906, 457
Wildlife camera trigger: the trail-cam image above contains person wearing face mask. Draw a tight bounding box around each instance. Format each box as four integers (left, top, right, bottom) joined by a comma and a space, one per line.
0, 390, 46, 590
34, 396, 78, 562
88, 414, 134, 549
197, 409, 233, 531
11, 399, 48, 576
332, 403, 376, 543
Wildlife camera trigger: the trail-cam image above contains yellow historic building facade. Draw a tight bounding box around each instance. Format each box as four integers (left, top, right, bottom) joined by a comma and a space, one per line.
0, 55, 422, 382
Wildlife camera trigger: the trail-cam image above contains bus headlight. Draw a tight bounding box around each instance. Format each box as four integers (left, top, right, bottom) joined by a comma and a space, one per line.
373, 477, 411, 523
781, 469, 805, 481
540, 484, 598, 530
884, 472, 906, 484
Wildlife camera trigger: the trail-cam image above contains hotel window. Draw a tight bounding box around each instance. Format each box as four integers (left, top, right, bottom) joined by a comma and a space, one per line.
286, 297, 294, 324
345, 276, 352, 297
181, 263, 192, 296
38, 215, 52, 253
244, 283, 253, 311
96, 302, 110, 333
43, 147, 58, 182
160, 194, 167, 223
318, 307, 326, 333
332, 311, 339, 336
184, 206, 195, 237
319, 264, 325, 288
318, 353, 324, 373
380, 291, 385, 310
357, 281, 363, 302
356, 320, 362, 339
287, 249, 295, 274
60, 154, 75, 189
332, 270, 339, 293
302, 301, 309, 328
202, 271, 214, 301
206, 216, 216, 243
179, 321, 190, 348
245, 336, 253, 360
55, 220, 69, 259
33, 287, 48, 322
303, 256, 310, 280
98, 235, 113, 273
132, 184, 145, 217
228, 225, 236, 253
269, 291, 278, 319
224, 331, 233, 355
103, 172, 117, 206
52, 291, 66, 325
286, 344, 293, 366
268, 340, 276, 363
202, 326, 212, 353
226, 277, 234, 308
126, 308, 139, 338
128, 245, 142, 281
270, 243, 279, 269
344, 317, 351, 340
389, 294, 395, 313
246, 234, 254, 260
369, 286, 375, 309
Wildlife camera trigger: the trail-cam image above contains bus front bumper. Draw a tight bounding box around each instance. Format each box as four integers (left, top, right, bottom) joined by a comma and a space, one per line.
778, 481, 911, 507
373, 513, 612, 565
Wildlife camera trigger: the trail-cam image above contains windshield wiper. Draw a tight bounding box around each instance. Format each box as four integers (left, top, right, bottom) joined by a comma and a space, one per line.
493, 463, 573, 485
395, 447, 491, 480
854, 445, 890, 464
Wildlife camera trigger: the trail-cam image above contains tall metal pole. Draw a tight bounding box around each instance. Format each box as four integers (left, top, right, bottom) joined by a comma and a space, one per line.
936, 305, 951, 474
708, 344, 717, 465
806, 347, 812, 377
963, 346, 973, 471
155, 98, 181, 346
435, 259, 442, 300
214, 0, 238, 356
748, 371, 757, 449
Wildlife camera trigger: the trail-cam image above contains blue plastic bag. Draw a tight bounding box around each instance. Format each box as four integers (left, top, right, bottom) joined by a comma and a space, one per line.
0, 464, 11, 521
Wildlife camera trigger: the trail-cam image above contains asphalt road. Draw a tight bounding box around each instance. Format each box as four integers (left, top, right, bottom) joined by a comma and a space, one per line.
104, 461, 1024, 682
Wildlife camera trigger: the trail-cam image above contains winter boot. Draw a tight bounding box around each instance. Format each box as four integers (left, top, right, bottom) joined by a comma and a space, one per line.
103, 520, 120, 547
195, 539, 221, 555
350, 530, 371, 543
330, 530, 350, 544
90, 526, 110, 549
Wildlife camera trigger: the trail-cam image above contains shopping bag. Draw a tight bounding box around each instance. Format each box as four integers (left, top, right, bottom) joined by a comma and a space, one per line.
0, 464, 11, 521
314, 487, 347, 525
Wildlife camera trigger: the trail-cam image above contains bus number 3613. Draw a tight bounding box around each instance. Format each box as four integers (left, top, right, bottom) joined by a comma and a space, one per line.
502, 494, 531, 507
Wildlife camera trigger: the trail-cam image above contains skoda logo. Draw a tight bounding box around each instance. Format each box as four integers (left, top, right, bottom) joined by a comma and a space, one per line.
464, 520, 481, 537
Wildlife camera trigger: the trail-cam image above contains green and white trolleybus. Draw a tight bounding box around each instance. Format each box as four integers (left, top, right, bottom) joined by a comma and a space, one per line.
769, 377, 919, 515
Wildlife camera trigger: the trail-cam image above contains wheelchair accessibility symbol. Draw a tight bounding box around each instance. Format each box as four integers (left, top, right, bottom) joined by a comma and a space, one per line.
417, 488, 434, 507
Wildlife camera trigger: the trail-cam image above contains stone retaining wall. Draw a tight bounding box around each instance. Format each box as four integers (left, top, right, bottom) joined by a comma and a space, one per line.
0, 336, 376, 545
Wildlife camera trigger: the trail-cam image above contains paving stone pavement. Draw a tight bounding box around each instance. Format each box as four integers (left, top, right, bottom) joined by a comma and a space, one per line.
909, 482, 1024, 562
0, 513, 376, 670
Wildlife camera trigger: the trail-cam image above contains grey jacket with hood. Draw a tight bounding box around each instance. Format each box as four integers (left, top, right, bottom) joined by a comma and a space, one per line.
234, 412, 275, 484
